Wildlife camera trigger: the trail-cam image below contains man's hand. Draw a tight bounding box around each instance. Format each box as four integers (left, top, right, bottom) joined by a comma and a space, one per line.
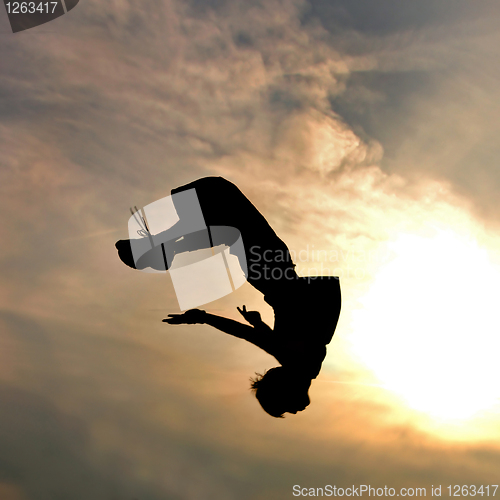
237, 305, 262, 327
163, 309, 207, 325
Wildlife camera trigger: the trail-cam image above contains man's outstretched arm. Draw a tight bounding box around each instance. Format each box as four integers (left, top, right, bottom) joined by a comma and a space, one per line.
163, 308, 272, 351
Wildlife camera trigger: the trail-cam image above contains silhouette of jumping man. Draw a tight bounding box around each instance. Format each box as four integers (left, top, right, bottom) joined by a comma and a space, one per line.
116, 177, 341, 417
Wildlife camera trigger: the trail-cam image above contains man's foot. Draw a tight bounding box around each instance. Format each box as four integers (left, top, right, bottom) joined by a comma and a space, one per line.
115, 239, 137, 269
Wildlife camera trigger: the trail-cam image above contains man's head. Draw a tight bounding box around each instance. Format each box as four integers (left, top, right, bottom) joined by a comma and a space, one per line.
250, 367, 310, 418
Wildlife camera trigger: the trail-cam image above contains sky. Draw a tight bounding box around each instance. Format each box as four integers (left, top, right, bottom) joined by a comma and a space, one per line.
1, 0, 500, 499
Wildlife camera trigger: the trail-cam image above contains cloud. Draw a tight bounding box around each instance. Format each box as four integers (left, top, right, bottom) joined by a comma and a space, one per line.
2, 309, 500, 499
301, 0, 500, 37
2, 0, 500, 497
298, 2, 500, 223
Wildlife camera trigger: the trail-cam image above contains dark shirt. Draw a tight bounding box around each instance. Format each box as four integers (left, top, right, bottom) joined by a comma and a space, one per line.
171, 177, 342, 378
234, 277, 341, 379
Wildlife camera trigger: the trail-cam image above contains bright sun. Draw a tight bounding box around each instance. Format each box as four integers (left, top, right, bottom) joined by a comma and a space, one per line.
349, 229, 500, 422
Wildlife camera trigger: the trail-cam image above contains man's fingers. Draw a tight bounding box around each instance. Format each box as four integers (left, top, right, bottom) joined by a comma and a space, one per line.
163, 313, 183, 323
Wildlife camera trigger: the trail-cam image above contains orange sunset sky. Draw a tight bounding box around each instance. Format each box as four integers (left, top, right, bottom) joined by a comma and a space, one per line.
1, 0, 500, 499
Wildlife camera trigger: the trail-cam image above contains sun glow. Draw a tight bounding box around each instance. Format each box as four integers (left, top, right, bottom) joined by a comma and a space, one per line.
349, 229, 500, 422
